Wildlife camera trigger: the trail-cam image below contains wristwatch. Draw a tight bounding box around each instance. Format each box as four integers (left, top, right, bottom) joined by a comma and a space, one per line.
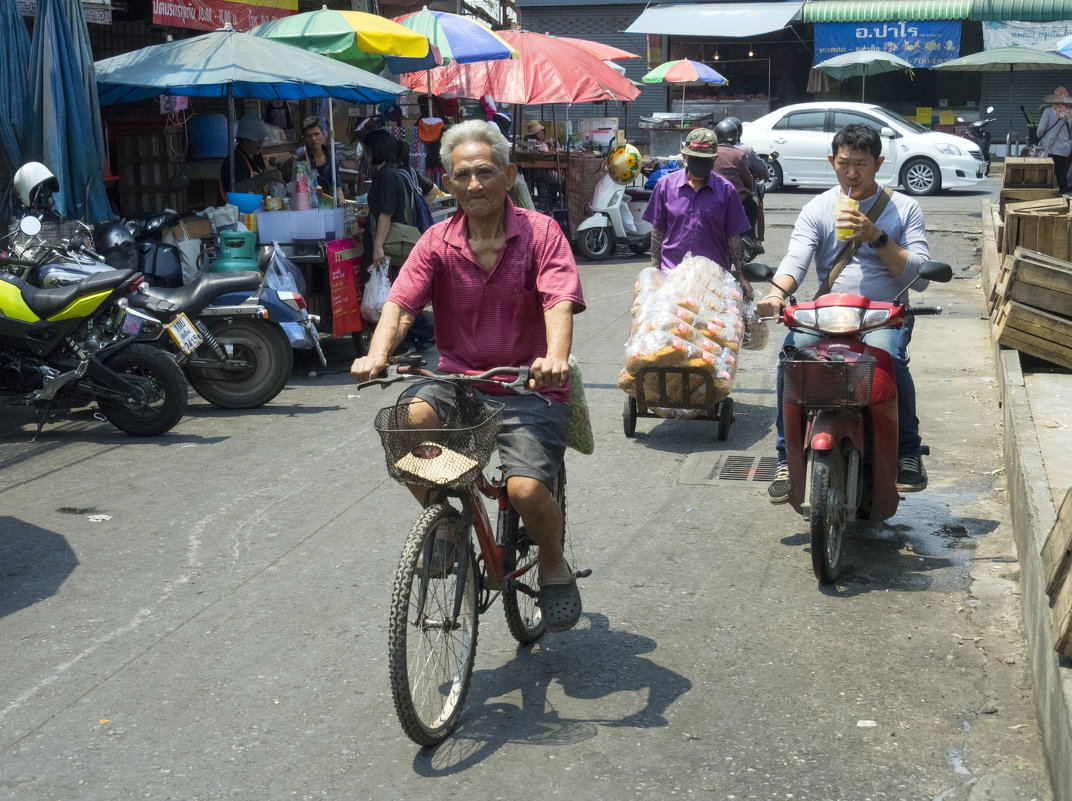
869, 231, 889, 249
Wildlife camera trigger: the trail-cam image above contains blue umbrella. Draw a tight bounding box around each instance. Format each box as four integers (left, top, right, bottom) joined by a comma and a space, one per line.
21, 0, 110, 222
94, 27, 408, 105
0, 0, 30, 177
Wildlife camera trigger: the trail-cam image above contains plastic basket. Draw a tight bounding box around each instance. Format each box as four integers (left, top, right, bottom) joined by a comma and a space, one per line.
782, 356, 875, 408
373, 400, 504, 490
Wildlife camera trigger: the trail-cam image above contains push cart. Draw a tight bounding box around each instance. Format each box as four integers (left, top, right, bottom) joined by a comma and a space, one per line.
622, 365, 735, 441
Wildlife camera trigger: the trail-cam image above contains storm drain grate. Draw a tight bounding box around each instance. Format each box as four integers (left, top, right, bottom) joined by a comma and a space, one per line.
715, 455, 781, 483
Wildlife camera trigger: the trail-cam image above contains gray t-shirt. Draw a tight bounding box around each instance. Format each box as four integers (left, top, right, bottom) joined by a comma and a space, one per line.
774, 186, 930, 303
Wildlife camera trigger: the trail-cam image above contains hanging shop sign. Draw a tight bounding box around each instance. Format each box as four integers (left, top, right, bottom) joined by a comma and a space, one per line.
982, 20, 1072, 50
152, 0, 295, 32
815, 21, 961, 68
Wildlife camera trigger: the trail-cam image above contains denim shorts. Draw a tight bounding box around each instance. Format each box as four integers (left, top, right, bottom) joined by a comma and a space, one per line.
398, 381, 569, 489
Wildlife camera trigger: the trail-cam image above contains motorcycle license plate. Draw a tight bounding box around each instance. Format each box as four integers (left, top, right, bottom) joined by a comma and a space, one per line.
120, 311, 143, 336
167, 313, 204, 355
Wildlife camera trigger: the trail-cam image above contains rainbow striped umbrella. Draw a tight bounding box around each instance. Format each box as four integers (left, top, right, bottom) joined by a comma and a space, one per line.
643, 59, 728, 128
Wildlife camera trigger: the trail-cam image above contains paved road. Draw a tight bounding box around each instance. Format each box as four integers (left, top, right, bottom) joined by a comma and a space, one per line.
0, 176, 1053, 800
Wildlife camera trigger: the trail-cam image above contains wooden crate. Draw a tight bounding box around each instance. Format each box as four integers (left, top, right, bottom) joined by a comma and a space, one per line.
1003, 156, 1056, 187
1047, 491, 1072, 658
999, 186, 1060, 214
1001, 197, 1072, 259
992, 299, 1072, 369
992, 247, 1072, 316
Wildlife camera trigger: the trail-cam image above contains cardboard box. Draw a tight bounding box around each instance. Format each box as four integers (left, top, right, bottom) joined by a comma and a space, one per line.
168, 216, 214, 241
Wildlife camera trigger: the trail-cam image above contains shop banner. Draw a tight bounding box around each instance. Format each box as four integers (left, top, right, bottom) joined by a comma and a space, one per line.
326, 238, 364, 338
983, 21, 1072, 50
815, 21, 961, 68
152, 0, 295, 32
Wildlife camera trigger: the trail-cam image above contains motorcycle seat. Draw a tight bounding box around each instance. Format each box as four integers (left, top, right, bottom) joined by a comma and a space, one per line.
14, 269, 134, 319
624, 187, 652, 202
132, 271, 262, 316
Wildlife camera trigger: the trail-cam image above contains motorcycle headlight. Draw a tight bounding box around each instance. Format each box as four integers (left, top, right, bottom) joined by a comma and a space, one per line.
935, 143, 962, 156
792, 308, 817, 329
816, 306, 864, 334
862, 308, 891, 329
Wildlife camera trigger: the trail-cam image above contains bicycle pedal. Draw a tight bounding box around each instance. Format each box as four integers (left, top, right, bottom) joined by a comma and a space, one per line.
574, 568, 592, 579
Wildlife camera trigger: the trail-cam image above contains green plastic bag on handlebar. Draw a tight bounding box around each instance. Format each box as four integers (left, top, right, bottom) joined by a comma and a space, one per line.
566, 355, 595, 455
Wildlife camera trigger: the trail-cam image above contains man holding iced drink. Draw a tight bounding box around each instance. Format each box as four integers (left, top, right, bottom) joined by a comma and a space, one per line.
755, 123, 931, 503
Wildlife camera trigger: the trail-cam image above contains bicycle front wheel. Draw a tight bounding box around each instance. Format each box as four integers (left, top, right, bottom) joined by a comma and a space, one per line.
388, 503, 479, 746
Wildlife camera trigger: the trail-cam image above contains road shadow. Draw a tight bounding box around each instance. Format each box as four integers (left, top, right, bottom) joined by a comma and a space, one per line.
623, 397, 774, 454
412, 611, 691, 774
0, 517, 77, 618
0, 407, 229, 446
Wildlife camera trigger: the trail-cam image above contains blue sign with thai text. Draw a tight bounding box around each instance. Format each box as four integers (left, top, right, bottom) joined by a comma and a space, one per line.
815, 22, 961, 68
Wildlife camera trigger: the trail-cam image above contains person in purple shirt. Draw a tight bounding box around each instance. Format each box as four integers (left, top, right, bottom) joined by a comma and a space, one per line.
643, 128, 753, 294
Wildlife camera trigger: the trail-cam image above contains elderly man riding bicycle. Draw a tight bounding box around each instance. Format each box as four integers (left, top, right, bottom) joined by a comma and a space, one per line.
350, 119, 586, 633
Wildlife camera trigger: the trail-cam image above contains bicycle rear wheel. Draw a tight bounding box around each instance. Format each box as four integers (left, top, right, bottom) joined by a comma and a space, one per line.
388, 503, 478, 746
502, 468, 566, 643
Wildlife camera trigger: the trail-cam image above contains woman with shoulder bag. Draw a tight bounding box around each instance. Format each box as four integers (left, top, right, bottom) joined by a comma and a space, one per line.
364, 129, 421, 281
1036, 87, 1072, 193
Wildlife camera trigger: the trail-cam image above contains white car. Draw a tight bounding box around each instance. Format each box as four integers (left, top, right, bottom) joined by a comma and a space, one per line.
741, 102, 987, 196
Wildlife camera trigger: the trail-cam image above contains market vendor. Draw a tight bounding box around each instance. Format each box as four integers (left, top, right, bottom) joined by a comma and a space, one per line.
294, 115, 344, 205
219, 114, 282, 199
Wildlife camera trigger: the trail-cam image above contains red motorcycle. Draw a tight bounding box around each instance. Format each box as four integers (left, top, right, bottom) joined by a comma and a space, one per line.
745, 261, 951, 582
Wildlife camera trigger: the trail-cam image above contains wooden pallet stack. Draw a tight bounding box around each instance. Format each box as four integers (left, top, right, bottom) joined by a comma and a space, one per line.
1045, 491, 1072, 658
1000, 156, 1059, 213
989, 247, 1072, 369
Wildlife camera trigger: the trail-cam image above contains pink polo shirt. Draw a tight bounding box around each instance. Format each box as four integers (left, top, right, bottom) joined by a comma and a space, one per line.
387, 196, 585, 403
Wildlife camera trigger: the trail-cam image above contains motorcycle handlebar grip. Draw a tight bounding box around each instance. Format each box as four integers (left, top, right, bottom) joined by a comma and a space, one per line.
910, 305, 943, 315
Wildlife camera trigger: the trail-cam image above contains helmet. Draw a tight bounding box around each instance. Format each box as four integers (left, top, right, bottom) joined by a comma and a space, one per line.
715, 119, 739, 145
94, 222, 138, 270
607, 143, 642, 185
725, 116, 744, 137
13, 161, 59, 208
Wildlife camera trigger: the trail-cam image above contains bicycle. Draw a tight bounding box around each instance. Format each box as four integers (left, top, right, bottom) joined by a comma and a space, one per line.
359, 357, 588, 746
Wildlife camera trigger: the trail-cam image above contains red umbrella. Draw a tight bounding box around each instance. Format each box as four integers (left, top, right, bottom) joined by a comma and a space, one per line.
400, 29, 639, 104
556, 37, 638, 62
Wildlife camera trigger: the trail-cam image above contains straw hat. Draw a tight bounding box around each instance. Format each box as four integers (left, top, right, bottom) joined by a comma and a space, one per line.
524, 120, 545, 136
1044, 87, 1072, 103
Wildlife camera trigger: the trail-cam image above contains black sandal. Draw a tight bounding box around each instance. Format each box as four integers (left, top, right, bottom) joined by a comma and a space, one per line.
538, 576, 582, 633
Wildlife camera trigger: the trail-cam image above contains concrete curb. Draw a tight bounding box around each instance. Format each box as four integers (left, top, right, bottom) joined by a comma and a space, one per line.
984, 200, 1072, 799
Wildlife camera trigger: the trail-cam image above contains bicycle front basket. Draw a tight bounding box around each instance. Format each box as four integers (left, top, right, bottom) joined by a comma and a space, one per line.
373, 400, 505, 490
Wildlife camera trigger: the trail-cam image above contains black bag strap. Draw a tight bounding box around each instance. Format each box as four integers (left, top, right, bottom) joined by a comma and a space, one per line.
813, 187, 893, 300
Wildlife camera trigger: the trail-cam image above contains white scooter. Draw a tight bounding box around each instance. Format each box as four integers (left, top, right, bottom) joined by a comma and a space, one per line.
576, 173, 653, 261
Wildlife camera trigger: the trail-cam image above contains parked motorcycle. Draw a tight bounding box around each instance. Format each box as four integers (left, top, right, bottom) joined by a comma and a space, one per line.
0, 254, 187, 438
959, 106, 995, 172
576, 143, 653, 261
743, 260, 952, 583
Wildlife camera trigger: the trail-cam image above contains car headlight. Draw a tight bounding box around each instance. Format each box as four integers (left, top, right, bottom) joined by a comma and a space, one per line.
816, 306, 864, 334
935, 143, 962, 156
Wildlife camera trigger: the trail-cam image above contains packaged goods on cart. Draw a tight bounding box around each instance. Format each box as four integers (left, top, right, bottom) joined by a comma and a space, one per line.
619, 253, 745, 411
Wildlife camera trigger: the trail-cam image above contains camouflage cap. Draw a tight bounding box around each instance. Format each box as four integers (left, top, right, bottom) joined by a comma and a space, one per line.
680, 128, 719, 159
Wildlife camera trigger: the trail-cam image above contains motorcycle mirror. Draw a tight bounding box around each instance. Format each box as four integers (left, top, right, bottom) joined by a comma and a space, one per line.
956, 116, 965, 123
19, 215, 42, 236
741, 262, 774, 282
985, 106, 995, 114
919, 261, 953, 283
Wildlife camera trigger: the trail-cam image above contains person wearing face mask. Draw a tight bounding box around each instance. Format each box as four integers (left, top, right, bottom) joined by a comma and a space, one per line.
642, 128, 752, 288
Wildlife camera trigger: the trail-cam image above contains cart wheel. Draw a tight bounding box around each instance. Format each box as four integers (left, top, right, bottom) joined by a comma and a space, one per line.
717, 397, 734, 441
623, 396, 637, 438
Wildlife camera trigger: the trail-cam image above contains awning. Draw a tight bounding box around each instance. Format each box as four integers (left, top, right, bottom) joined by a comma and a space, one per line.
802, 0, 971, 22
625, 2, 803, 38
970, 0, 1072, 20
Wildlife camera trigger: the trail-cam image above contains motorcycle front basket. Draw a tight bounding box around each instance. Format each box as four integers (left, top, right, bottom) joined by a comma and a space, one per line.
782, 356, 875, 408
373, 399, 504, 490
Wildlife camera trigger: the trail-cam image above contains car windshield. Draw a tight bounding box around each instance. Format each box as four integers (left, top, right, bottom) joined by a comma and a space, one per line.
877, 108, 927, 133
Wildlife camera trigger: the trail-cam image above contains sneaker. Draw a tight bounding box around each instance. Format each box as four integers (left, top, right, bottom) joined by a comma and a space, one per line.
768, 462, 790, 504
896, 455, 928, 492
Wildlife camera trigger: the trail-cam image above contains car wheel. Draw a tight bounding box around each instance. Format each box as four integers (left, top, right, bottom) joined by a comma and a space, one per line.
901, 157, 940, 196
765, 158, 784, 192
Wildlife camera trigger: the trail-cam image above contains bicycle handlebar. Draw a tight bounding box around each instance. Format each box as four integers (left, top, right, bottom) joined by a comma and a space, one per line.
357, 360, 548, 403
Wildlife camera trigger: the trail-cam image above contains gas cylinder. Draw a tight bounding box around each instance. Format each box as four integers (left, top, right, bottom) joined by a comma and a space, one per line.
209, 230, 259, 273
